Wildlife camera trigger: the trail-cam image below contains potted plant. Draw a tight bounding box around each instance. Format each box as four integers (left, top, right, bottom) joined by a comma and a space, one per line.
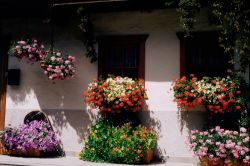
0, 120, 60, 157
187, 126, 249, 165
40, 50, 76, 81
84, 76, 147, 113
79, 119, 157, 164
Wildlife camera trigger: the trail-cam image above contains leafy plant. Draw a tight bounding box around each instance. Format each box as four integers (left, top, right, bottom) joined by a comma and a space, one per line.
165, 0, 249, 73
79, 119, 157, 164
77, 7, 97, 63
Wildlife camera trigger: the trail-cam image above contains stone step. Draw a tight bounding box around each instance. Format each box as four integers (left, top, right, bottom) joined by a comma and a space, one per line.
0, 155, 197, 166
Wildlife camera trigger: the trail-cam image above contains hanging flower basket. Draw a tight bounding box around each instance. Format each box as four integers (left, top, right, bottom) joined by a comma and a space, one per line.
8, 39, 45, 64
40, 50, 76, 81
84, 76, 147, 113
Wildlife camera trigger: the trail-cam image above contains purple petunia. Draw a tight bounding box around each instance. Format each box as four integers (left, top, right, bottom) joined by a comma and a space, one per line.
0, 120, 60, 153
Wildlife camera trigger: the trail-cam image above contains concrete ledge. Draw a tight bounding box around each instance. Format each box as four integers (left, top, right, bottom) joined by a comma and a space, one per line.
0, 155, 197, 166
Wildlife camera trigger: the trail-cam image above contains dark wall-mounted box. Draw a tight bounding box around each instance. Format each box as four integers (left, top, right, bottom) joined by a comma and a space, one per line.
8, 69, 20, 85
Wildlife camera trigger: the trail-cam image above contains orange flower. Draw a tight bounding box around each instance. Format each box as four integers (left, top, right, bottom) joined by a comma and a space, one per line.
212, 80, 217, 85
235, 106, 241, 110
229, 92, 234, 97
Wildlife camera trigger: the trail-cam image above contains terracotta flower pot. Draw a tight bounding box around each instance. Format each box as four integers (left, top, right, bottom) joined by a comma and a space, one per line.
240, 162, 249, 166
143, 149, 153, 164
224, 160, 241, 166
208, 158, 224, 166
200, 156, 209, 166
0, 141, 10, 155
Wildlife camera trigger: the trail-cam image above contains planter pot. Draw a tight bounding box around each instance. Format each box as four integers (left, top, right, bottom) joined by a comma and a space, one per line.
200, 157, 209, 166
240, 162, 249, 166
208, 158, 224, 166
10, 149, 43, 157
143, 149, 153, 164
0, 141, 10, 155
224, 160, 241, 166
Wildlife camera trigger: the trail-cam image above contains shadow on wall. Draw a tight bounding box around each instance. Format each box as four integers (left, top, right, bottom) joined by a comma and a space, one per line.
177, 106, 209, 137
138, 110, 166, 162
42, 109, 91, 144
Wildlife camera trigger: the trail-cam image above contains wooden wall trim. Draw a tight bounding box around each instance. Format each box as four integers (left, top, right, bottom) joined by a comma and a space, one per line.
0, 36, 9, 130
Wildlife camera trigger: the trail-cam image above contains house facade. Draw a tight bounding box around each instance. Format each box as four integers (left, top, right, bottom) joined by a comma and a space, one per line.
0, 0, 248, 162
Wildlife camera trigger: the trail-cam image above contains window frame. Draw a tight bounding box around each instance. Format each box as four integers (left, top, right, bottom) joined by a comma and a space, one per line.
177, 31, 231, 78
97, 35, 148, 80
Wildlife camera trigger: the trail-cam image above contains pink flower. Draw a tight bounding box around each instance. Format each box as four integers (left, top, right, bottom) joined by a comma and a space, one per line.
215, 126, 221, 131
65, 60, 70, 64
240, 127, 247, 133
51, 56, 56, 61
18, 40, 26, 44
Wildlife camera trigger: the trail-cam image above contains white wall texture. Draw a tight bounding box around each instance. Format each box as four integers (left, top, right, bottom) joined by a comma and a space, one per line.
2, 9, 217, 159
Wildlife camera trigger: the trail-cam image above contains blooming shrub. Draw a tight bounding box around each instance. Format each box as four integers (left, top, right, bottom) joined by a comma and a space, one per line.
79, 119, 157, 164
0, 120, 60, 153
84, 76, 147, 113
8, 39, 45, 64
187, 126, 249, 164
172, 75, 242, 113
40, 50, 76, 80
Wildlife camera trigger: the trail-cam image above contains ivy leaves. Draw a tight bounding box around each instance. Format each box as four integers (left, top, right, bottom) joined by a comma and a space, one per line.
77, 7, 98, 63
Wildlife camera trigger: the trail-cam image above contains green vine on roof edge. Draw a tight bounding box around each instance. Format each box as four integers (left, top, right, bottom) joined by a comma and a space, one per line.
77, 7, 97, 63
165, 0, 249, 74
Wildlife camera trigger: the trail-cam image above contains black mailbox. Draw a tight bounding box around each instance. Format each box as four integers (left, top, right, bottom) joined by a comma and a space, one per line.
8, 69, 20, 85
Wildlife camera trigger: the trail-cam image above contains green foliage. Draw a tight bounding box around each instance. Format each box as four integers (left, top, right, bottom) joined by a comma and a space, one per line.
77, 7, 97, 63
79, 119, 157, 164
165, 0, 249, 73
177, 0, 201, 36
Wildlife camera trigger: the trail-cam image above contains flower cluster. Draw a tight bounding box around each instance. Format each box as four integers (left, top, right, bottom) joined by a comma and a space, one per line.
40, 51, 76, 80
172, 74, 242, 113
79, 119, 157, 164
8, 39, 45, 64
84, 76, 147, 113
187, 126, 249, 164
0, 120, 59, 153
172, 74, 202, 110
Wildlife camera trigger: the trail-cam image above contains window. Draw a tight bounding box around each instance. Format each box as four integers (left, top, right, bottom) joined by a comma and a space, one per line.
97, 35, 148, 79
177, 31, 231, 78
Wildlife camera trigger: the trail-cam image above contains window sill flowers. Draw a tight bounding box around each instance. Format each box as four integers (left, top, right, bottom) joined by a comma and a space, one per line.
0, 120, 60, 157
172, 74, 242, 114
40, 50, 76, 81
187, 126, 249, 165
8, 39, 45, 64
84, 76, 147, 113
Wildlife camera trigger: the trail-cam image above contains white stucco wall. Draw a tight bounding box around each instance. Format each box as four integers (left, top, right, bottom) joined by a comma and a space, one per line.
3, 9, 215, 159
